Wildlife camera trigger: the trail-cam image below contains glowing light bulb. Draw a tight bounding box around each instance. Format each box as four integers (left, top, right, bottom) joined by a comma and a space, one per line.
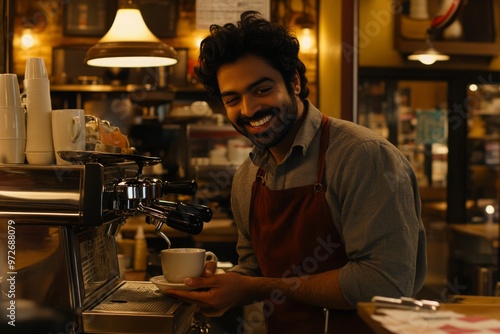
21, 31, 34, 49
485, 204, 495, 225
418, 55, 437, 65
301, 28, 314, 51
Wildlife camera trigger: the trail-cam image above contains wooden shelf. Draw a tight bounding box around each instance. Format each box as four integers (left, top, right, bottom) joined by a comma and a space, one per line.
395, 39, 500, 57
50, 84, 144, 92
469, 164, 499, 170
471, 109, 500, 116
50, 84, 206, 94
469, 134, 500, 140
394, 0, 500, 58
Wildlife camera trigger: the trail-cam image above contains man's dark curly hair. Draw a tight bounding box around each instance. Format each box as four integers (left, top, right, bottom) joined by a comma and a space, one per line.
194, 10, 309, 103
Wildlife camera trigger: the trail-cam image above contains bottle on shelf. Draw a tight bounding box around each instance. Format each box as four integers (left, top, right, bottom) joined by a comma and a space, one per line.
133, 226, 148, 271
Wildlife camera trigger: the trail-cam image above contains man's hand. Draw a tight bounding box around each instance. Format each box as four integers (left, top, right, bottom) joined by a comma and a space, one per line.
202, 260, 218, 277
166, 270, 253, 317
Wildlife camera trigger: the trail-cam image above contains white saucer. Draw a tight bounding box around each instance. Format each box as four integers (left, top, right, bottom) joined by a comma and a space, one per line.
150, 275, 196, 292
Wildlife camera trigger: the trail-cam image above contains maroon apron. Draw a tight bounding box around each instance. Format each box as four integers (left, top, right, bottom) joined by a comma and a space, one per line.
249, 115, 372, 333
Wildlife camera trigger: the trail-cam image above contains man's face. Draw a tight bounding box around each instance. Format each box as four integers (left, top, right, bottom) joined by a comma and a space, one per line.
217, 55, 300, 149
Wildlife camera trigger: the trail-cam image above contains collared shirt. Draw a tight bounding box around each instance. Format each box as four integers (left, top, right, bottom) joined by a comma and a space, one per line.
229, 101, 427, 307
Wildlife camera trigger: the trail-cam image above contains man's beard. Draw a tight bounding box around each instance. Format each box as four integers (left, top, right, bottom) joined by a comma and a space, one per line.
234, 97, 299, 150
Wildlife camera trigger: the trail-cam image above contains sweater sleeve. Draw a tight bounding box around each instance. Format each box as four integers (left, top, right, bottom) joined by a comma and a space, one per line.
334, 140, 427, 306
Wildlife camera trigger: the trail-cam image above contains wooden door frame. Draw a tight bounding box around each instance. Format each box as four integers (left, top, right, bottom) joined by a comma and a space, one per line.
340, 0, 357, 122
0, 0, 14, 73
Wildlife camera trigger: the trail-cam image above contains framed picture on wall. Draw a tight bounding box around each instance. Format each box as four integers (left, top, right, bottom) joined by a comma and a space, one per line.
169, 48, 188, 87
63, 0, 116, 36
139, 0, 179, 38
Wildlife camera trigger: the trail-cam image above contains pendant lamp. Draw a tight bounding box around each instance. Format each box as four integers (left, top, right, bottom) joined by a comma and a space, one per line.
85, 0, 177, 68
408, 0, 464, 65
408, 34, 449, 65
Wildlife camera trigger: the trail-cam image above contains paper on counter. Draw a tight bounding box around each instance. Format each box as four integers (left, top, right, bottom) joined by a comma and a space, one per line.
371, 308, 500, 333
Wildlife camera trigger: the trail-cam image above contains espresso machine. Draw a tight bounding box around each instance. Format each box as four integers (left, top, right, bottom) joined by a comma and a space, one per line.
0, 152, 212, 333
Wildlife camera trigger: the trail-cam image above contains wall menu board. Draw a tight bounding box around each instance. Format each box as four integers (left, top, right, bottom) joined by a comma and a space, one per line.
140, 0, 179, 38
63, 0, 115, 36
195, 0, 270, 30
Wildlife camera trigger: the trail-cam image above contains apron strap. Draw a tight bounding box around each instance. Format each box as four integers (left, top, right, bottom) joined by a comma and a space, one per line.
255, 167, 265, 184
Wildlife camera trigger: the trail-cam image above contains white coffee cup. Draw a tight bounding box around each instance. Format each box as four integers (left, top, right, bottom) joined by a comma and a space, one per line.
25, 57, 48, 80
0, 73, 26, 164
0, 106, 26, 164
161, 248, 217, 283
51, 109, 85, 165
0, 73, 23, 108
227, 138, 252, 164
24, 70, 54, 165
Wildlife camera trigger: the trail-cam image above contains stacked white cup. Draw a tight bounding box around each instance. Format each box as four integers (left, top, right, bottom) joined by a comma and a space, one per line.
0, 73, 26, 163
51, 109, 86, 165
24, 57, 54, 165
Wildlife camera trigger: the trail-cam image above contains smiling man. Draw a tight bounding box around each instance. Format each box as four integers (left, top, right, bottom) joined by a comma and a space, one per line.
219, 54, 302, 161
166, 11, 427, 333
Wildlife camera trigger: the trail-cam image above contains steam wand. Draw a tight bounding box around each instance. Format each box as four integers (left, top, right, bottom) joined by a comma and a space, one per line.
151, 218, 171, 249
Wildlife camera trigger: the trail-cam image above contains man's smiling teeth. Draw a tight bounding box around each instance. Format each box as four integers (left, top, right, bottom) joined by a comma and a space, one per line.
250, 115, 272, 127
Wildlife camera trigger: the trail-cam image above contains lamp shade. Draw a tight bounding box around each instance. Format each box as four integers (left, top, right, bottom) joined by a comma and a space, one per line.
85, 4, 177, 68
408, 47, 449, 65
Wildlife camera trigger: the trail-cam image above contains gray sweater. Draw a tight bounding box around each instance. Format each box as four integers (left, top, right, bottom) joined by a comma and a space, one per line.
229, 101, 427, 307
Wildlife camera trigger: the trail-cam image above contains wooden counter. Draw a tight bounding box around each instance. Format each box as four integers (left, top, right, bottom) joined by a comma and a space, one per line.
357, 295, 500, 334
447, 223, 498, 295
192, 218, 238, 243
449, 223, 499, 246
120, 214, 237, 243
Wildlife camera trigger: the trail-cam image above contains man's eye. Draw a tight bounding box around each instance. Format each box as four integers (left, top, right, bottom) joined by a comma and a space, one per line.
224, 97, 240, 106
255, 87, 272, 95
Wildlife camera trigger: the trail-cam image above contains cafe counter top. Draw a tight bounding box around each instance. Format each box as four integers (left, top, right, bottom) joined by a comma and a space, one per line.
449, 223, 499, 244
357, 295, 500, 334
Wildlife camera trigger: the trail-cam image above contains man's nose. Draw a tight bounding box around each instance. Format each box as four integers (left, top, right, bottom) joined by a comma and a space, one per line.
241, 96, 260, 117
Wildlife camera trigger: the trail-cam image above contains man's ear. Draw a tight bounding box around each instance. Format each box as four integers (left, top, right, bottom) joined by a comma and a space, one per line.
293, 71, 301, 94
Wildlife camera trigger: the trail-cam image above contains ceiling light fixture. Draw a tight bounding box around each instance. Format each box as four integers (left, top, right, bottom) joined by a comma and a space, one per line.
294, 0, 317, 53
295, 12, 316, 53
408, 0, 464, 65
408, 33, 449, 65
85, 0, 177, 68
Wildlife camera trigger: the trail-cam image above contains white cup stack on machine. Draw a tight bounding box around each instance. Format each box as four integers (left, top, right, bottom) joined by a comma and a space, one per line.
0, 73, 26, 164
23, 57, 55, 165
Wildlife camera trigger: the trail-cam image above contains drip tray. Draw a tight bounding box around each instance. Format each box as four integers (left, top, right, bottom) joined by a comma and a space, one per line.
82, 281, 196, 334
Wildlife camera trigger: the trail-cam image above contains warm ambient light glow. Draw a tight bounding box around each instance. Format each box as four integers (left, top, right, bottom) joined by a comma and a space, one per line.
85, 3, 177, 68
299, 28, 316, 53
486, 204, 495, 215
21, 29, 35, 49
